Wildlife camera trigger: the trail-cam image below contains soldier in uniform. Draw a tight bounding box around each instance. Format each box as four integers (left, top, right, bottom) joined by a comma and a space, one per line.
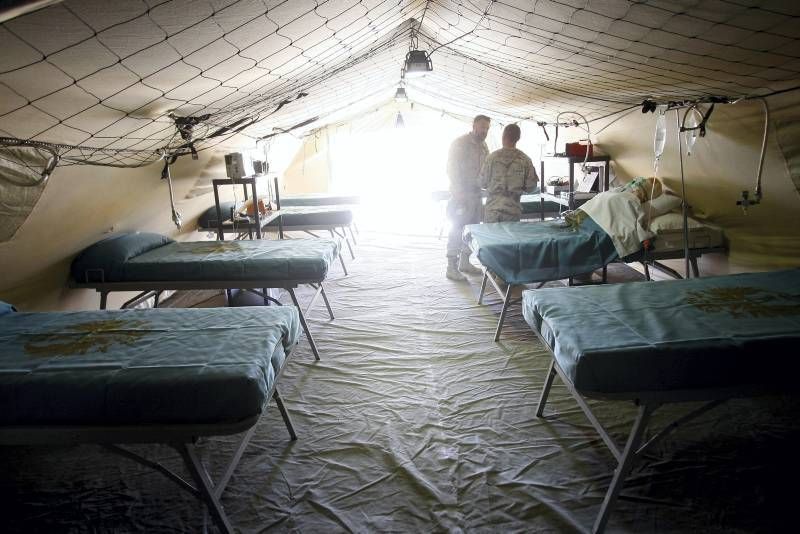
445, 115, 491, 281
480, 124, 537, 223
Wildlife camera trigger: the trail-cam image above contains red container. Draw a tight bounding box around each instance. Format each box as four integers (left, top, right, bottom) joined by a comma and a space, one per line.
565, 142, 593, 158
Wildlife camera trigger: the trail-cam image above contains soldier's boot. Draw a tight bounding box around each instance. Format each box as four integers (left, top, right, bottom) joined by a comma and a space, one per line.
446, 257, 467, 281
458, 251, 482, 275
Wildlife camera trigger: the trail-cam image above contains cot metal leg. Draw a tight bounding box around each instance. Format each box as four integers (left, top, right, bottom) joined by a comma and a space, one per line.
536, 360, 557, 417
345, 236, 355, 260
643, 262, 651, 281
478, 271, 488, 304
305, 283, 323, 317
339, 253, 349, 276
225, 289, 233, 306
494, 284, 514, 342
214, 425, 257, 499
593, 404, 655, 534
602, 265, 608, 283
176, 442, 234, 534
347, 224, 357, 245
320, 284, 334, 320
274, 389, 297, 440
288, 288, 320, 361
153, 290, 161, 308
100, 291, 108, 310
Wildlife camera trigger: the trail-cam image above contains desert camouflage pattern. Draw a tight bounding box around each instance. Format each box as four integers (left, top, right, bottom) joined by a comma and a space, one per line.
480, 147, 537, 223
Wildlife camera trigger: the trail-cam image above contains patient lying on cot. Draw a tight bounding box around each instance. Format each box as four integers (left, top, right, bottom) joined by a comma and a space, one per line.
563, 177, 683, 258
566, 177, 681, 229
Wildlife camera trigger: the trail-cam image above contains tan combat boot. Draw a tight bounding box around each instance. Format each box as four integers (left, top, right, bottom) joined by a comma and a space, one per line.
446, 257, 467, 281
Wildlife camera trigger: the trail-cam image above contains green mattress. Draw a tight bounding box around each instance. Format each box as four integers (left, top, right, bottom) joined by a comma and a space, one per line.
466, 220, 618, 285
73, 237, 340, 284
520, 193, 563, 216
268, 206, 353, 227
0, 306, 299, 426
522, 269, 800, 395
279, 193, 360, 207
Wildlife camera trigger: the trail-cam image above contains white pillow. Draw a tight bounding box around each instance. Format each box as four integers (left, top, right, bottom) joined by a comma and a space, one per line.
642, 193, 683, 219
648, 212, 705, 232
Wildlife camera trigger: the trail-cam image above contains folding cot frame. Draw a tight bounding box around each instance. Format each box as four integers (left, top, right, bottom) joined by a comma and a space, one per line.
531, 340, 777, 534
72, 278, 333, 361
476, 245, 725, 341
0, 336, 297, 534
209, 176, 355, 271
207, 222, 352, 276
278, 219, 358, 263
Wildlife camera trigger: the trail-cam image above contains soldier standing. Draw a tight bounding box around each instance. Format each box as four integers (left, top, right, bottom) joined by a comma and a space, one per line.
445, 115, 491, 281
480, 124, 537, 223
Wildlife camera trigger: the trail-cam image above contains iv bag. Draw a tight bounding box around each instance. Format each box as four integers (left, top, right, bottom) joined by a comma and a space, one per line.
653, 110, 666, 173
683, 109, 701, 156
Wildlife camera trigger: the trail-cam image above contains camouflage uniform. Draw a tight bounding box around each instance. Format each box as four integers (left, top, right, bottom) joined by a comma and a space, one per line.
480, 147, 537, 223
446, 133, 489, 259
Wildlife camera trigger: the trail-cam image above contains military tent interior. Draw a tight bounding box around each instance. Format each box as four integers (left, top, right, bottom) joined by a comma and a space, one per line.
1, 0, 800, 532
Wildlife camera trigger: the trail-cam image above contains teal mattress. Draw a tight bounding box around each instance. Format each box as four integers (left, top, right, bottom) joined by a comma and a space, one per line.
520, 193, 563, 216
0, 306, 299, 426
73, 238, 340, 284
466, 220, 618, 285
269, 206, 353, 227
522, 269, 800, 395
280, 193, 360, 207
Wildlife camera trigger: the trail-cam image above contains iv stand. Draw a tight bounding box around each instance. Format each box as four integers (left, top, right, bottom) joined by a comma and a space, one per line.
675, 109, 691, 279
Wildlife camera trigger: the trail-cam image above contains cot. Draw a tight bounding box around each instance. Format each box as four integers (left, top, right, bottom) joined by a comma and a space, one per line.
521, 269, 800, 533
0, 304, 300, 534
466, 215, 725, 340
70, 232, 339, 360
199, 201, 356, 266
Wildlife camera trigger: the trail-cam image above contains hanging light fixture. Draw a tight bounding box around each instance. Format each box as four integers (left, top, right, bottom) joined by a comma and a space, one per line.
403, 26, 432, 78
404, 50, 432, 77
394, 86, 408, 102
395, 111, 405, 129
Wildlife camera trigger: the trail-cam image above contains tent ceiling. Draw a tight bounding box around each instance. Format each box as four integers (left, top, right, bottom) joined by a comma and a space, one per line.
1, 0, 800, 168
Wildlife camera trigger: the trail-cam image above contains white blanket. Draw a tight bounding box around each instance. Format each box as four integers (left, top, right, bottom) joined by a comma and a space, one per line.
579, 191, 654, 258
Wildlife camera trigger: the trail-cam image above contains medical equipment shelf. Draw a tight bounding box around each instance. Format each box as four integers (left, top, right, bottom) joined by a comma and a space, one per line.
539, 154, 611, 212
212, 176, 284, 240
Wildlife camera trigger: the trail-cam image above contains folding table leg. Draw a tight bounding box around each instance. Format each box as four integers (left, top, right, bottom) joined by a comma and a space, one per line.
288, 288, 320, 360
494, 284, 514, 342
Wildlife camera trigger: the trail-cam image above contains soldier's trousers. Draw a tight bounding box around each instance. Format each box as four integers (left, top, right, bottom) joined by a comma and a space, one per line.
446, 196, 482, 259
484, 210, 521, 224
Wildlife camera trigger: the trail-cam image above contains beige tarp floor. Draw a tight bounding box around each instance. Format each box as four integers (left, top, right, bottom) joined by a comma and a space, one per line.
2, 231, 799, 533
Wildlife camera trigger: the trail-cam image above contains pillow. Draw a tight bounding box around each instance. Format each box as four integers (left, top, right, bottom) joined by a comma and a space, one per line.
198, 202, 236, 229
648, 212, 705, 232
642, 193, 683, 224
0, 301, 17, 316
71, 232, 174, 283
